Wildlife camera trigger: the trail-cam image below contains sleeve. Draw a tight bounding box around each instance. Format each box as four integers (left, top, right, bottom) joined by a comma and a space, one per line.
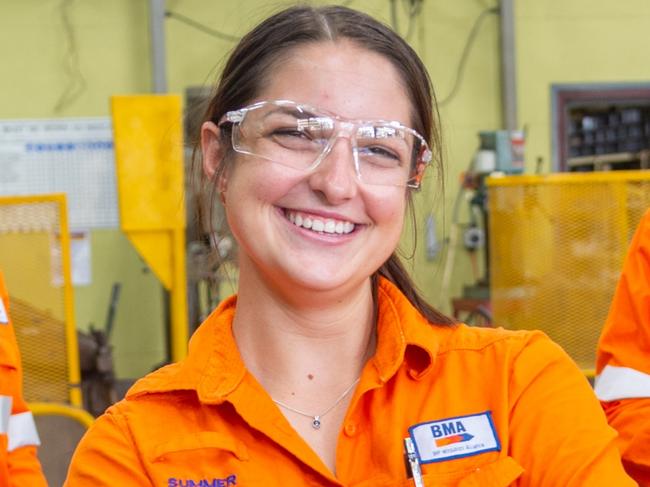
0, 275, 48, 487
2, 363, 48, 487
64, 406, 152, 486
594, 209, 650, 483
602, 398, 650, 485
595, 208, 650, 380
507, 333, 636, 487
7, 444, 48, 487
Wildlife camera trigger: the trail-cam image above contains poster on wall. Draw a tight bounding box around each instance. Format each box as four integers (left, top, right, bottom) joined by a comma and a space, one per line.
50, 230, 92, 287
0, 117, 119, 230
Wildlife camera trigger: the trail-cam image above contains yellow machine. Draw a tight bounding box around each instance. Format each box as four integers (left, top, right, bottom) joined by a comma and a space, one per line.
0, 193, 82, 406
488, 171, 650, 373
111, 94, 188, 363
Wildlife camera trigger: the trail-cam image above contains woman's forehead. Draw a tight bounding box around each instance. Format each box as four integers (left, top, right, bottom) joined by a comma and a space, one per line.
255, 41, 412, 125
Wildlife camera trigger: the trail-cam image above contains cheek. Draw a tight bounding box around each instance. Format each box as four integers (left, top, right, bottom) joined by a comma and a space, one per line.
366, 189, 408, 228
228, 161, 299, 204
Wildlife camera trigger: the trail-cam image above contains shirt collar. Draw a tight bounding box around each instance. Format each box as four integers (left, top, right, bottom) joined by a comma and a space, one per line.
373, 277, 441, 382
194, 295, 247, 402
127, 278, 445, 401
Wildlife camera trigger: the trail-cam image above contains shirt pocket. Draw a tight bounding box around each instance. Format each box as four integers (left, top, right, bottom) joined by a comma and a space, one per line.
147, 431, 261, 485
398, 456, 524, 487
150, 431, 249, 463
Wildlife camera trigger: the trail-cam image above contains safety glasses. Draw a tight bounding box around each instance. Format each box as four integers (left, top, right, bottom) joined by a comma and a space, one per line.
220, 100, 432, 188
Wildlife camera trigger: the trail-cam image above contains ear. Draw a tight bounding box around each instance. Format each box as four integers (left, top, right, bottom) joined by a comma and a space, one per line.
200, 121, 227, 191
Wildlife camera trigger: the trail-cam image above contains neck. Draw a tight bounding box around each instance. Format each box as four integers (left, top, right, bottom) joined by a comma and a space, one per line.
232, 260, 376, 398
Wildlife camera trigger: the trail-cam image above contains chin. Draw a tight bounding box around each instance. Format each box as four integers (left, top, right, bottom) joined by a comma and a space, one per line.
275, 267, 372, 296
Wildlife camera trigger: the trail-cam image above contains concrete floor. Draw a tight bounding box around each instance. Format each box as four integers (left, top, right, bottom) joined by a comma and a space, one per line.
34, 414, 88, 487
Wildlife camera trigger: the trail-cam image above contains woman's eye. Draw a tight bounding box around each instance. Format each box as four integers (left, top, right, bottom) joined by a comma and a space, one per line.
366, 146, 400, 160
272, 128, 311, 139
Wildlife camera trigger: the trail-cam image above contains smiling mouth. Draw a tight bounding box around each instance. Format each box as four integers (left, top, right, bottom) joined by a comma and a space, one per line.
284, 210, 356, 235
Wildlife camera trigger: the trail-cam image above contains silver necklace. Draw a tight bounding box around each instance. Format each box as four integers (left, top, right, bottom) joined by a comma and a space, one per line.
272, 378, 360, 430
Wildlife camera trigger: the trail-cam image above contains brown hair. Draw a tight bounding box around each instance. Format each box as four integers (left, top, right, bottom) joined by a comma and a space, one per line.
198, 4, 455, 326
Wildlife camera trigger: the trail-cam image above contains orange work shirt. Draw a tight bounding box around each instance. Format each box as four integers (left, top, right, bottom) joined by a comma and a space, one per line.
0, 271, 47, 486
595, 208, 650, 485
66, 278, 633, 486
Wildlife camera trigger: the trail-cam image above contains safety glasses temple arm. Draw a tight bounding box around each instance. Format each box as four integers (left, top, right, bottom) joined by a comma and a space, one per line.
224, 110, 245, 124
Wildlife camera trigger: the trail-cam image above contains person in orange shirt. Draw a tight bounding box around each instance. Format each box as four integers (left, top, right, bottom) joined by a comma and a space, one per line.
595, 208, 650, 485
0, 271, 48, 486
66, 5, 634, 486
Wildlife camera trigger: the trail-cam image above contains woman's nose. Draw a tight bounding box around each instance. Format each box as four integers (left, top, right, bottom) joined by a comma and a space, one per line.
307, 137, 359, 204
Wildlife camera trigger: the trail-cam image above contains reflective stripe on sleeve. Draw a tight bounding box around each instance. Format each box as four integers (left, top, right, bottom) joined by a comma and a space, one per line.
7, 411, 41, 451
594, 365, 650, 401
0, 395, 12, 434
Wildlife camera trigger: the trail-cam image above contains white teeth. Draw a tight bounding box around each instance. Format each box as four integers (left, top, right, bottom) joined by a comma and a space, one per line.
324, 220, 336, 233
286, 211, 355, 235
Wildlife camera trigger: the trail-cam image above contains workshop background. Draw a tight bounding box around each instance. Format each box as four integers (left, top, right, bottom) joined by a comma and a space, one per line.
1, 1, 649, 483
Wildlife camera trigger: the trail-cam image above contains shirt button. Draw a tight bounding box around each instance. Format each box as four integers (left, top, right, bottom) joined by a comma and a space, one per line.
344, 421, 358, 436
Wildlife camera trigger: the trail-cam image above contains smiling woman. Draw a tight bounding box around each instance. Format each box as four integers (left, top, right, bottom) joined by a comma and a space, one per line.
64, 5, 636, 487
202, 40, 422, 302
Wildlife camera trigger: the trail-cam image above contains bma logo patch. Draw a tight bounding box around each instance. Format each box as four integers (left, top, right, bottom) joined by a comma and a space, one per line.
431, 421, 474, 447
408, 411, 500, 464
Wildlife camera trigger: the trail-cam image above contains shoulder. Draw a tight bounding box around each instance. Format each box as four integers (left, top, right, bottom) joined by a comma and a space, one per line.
90, 362, 203, 427
640, 208, 650, 231
378, 277, 566, 373
625, 208, 650, 265
103, 365, 193, 416
102, 363, 207, 432
628, 208, 650, 259
86, 372, 205, 457
420, 323, 581, 395
436, 323, 546, 353
125, 362, 190, 398
427, 322, 563, 370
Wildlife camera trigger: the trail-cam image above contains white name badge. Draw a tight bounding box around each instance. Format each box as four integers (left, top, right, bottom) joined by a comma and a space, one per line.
0, 299, 8, 324
408, 411, 500, 464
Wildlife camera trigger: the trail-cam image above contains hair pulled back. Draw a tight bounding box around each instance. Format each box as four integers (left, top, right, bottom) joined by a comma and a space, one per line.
201, 4, 455, 326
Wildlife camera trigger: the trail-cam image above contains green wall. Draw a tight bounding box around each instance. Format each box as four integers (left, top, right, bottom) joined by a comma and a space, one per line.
2, 0, 647, 377
517, 0, 650, 172
0, 1, 151, 117
73, 230, 166, 379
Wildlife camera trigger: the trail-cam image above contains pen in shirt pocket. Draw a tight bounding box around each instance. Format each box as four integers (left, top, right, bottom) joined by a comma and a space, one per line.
404, 437, 424, 487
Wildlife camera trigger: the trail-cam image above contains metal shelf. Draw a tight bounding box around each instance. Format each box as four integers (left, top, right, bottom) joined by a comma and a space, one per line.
567, 150, 650, 170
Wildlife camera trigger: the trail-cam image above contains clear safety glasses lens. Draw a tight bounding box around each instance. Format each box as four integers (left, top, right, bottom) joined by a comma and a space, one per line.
225, 101, 431, 188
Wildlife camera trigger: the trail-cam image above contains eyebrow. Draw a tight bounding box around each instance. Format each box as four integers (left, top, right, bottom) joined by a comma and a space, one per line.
258, 104, 415, 135
261, 106, 319, 121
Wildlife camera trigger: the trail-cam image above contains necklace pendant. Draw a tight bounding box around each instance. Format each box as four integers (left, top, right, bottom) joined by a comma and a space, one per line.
312, 416, 321, 429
